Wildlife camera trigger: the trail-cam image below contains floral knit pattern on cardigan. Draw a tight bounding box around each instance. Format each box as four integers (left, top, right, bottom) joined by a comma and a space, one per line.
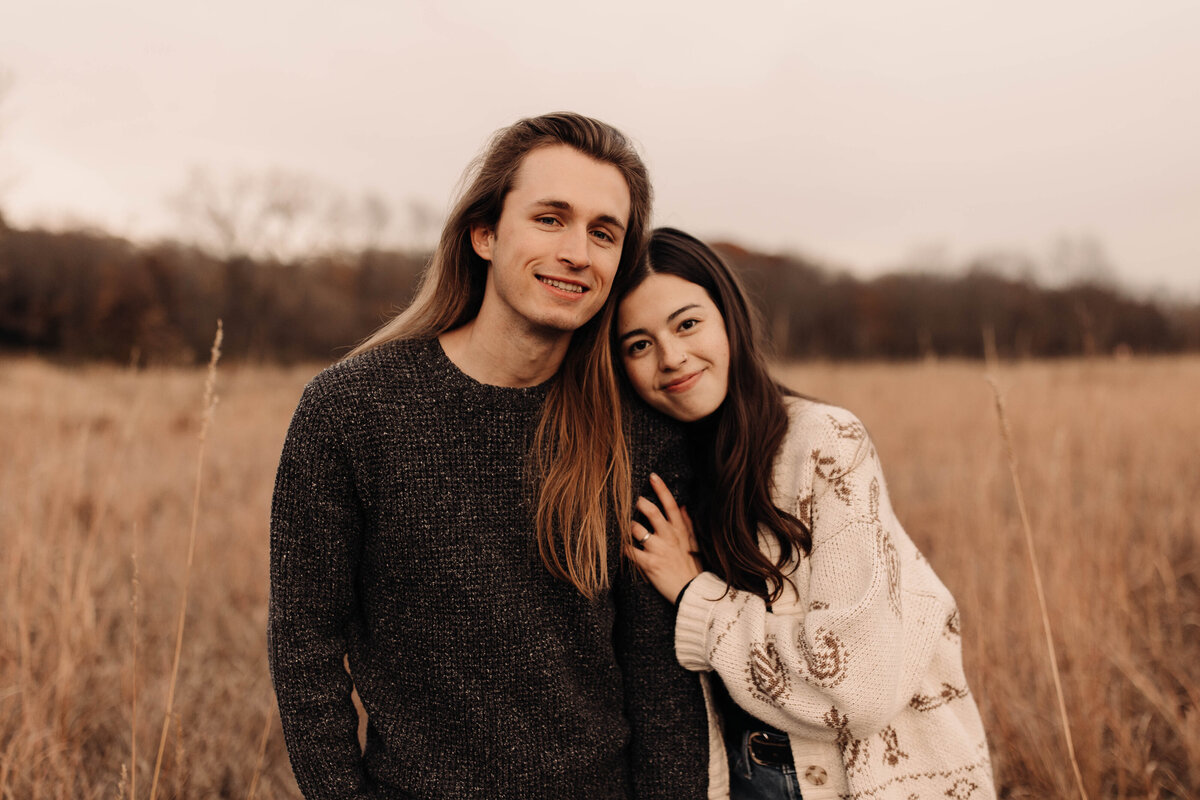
675, 397, 996, 800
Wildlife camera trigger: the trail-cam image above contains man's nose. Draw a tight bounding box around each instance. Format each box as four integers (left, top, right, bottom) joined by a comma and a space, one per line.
558, 226, 591, 269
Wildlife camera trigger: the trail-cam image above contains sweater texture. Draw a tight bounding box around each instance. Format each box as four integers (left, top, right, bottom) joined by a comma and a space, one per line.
675, 397, 995, 800
269, 338, 709, 799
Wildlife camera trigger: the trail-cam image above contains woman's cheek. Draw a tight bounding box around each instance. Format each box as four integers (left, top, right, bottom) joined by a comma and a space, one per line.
630, 362, 655, 402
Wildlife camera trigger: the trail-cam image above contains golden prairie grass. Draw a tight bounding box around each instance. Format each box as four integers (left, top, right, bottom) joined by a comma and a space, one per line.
0, 354, 1197, 798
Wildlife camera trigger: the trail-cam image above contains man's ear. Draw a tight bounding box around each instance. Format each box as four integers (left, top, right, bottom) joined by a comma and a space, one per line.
470, 224, 494, 261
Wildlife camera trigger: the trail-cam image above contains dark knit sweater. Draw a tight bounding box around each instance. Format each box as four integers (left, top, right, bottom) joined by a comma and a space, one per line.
269, 338, 708, 799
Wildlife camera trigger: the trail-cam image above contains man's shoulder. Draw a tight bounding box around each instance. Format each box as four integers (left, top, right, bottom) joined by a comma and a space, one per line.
307, 338, 436, 394
287, 339, 443, 427
622, 395, 686, 452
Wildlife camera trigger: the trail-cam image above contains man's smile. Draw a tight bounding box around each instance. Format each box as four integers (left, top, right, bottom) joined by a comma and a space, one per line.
537, 275, 588, 294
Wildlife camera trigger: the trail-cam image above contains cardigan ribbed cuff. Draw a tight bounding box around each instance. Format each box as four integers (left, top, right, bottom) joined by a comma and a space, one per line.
674, 571, 729, 672
673, 575, 699, 612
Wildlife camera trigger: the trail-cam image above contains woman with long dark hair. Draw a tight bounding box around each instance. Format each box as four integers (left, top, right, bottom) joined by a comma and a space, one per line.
614, 228, 995, 800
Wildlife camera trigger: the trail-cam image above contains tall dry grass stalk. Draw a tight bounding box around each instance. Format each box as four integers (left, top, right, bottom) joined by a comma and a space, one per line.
149, 321, 223, 800
980, 325, 1088, 798
130, 542, 140, 800
246, 707, 273, 800
985, 371, 1088, 800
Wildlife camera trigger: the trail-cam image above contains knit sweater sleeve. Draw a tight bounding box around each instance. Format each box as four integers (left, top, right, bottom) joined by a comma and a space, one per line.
269, 377, 378, 799
613, 406, 710, 799
674, 404, 951, 741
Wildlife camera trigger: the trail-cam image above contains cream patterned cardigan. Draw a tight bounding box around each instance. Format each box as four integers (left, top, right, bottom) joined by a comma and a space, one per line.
675, 397, 996, 800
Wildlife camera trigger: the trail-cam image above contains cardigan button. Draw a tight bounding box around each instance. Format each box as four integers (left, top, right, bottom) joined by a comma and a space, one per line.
804, 765, 828, 785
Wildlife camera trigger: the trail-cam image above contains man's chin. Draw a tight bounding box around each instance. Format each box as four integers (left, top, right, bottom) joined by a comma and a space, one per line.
532, 308, 603, 335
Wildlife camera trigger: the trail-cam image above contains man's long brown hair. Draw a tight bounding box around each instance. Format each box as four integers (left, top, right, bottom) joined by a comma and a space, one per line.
617, 228, 811, 603
349, 112, 651, 599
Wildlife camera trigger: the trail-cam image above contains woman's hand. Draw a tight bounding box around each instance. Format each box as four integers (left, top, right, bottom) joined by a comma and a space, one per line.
628, 473, 704, 603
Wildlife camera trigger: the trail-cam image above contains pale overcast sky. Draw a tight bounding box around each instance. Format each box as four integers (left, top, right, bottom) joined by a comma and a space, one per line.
2, 1, 1197, 297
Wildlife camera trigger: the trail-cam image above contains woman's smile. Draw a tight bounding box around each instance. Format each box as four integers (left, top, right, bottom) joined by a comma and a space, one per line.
662, 369, 705, 393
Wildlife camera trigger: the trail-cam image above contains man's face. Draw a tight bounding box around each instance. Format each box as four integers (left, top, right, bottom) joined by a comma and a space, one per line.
471, 145, 631, 338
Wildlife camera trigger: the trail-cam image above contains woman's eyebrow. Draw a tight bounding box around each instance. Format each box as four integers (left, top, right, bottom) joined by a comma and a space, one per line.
667, 303, 701, 322
618, 327, 647, 343
617, 304, 702, 343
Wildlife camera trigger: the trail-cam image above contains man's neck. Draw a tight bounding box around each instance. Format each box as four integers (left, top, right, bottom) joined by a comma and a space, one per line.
439, 317, 572, 388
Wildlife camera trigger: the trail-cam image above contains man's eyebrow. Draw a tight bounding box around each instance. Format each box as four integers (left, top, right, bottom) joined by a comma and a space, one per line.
617, 304, 702, 342
532, 199, 627, 232
596, 214, 627, 233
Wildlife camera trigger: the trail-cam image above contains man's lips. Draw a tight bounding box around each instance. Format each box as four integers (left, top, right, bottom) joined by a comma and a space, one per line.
662, 370, 703, 393
537, 275, 588, 294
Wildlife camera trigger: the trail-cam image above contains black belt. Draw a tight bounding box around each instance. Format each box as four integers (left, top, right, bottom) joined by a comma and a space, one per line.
747, 731, 794, 768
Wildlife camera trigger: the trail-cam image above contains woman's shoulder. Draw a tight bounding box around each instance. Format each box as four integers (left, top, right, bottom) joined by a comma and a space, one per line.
781, 395, 869, 447
774, 395, 876, 487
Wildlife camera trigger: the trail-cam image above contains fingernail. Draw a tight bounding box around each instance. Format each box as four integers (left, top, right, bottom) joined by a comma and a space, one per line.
650, 472, 660, 482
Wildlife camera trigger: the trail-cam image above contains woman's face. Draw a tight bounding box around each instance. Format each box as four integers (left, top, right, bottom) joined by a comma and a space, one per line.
616, 272, 730, 422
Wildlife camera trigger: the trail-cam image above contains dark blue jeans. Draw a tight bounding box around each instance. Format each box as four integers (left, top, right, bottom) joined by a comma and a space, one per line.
727, 730, 804, 800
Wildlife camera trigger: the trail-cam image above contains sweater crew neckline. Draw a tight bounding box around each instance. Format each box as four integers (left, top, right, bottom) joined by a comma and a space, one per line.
417, 337, 556, 403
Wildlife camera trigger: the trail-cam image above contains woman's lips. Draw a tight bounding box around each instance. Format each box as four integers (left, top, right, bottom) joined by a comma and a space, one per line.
662, 370, 703, 393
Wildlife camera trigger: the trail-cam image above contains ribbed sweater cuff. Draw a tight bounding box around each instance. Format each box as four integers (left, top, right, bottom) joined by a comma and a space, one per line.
674, 571, 727, 672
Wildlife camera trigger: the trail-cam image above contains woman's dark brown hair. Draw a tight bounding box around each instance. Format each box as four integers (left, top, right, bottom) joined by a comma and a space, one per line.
617, 227, 811, 602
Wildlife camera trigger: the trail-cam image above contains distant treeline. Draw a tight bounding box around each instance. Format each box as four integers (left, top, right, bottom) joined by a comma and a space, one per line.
1, 223, 1196, 364
723, 244, 1200, 360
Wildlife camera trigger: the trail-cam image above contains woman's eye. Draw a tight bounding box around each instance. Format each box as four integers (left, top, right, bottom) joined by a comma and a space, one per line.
626, 340, 650, 356
679, 318, 700, 331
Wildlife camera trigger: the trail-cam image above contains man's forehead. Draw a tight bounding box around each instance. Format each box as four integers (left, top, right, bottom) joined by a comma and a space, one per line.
508, 145, 631, 221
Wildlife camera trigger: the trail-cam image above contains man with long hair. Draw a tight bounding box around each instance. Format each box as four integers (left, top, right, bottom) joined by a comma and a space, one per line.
269, 113, 708, 798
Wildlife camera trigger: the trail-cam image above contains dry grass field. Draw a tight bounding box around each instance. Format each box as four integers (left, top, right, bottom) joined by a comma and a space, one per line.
1, 354, 1197, 798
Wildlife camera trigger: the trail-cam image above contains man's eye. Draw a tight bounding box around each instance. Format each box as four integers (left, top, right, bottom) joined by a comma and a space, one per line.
592, 229, 614, 243
536, 216, 559, 226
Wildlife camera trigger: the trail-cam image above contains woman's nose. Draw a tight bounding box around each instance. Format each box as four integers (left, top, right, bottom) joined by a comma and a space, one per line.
658, 340, 687, 369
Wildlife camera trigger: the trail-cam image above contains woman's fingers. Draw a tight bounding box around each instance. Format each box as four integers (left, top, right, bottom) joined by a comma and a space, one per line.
680, 507, 700, 552
636, 495, 671, 537
628, 508, 703, 603
628, 539, 649, 565
648, 473, 683, 521
636, 474, 696, 553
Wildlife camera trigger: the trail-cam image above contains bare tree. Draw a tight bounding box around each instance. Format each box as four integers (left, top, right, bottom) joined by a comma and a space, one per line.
1048, 234, 1117, 288
406, 198, 440, 252
168, 166, 398, 261
360, 192, 391, 251
0, 68, 13, 229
